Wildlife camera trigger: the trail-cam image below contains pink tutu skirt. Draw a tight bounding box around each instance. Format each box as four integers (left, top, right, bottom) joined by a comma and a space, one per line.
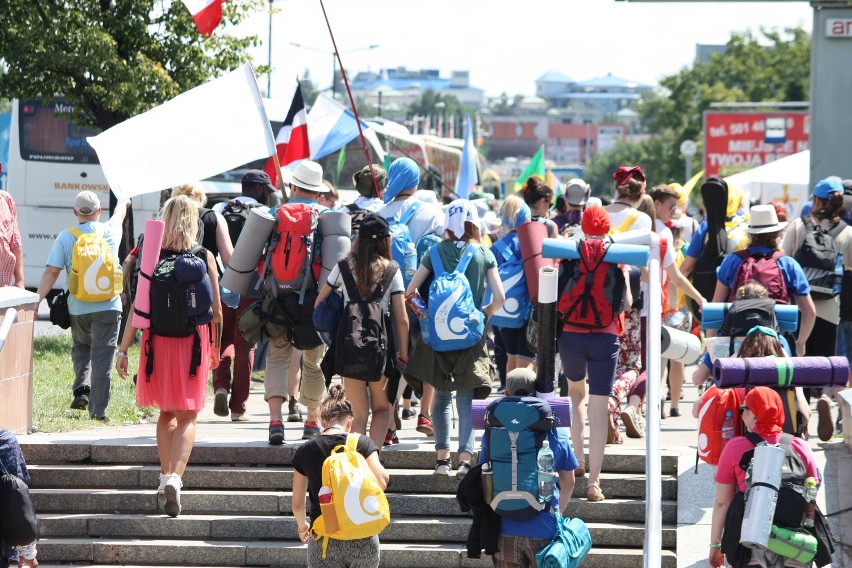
136, 325, 211, 412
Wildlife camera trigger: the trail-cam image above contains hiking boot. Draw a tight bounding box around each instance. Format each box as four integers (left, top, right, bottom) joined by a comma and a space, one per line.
456, 461, 471, 478
621, 406, 645, 439
213, 388, 229, 417
268, 420, 285, 445
817, 394, 834, 442
287, 399, 303, 423
71, 387, 90, 410
416, 414, 434, 436
163, 474, 182, 518
302, 421, 321, 440
402, 409, 417, 420
434, 459, 451, 476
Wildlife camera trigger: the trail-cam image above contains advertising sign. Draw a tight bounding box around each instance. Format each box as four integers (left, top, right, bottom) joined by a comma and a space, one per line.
703, 111, 809, 178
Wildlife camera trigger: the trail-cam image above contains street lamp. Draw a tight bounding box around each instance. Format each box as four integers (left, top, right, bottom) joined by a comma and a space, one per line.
290, 42, 379, 98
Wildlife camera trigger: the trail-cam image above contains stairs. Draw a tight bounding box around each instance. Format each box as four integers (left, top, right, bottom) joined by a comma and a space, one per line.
21, 435, 678, 567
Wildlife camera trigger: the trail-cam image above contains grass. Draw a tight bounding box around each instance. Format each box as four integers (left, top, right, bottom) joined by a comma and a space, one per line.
33, 335, 155, 433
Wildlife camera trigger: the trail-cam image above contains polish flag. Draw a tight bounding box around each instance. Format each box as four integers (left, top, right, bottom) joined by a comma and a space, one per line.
264, 84, 310, 187
182, 0, 227, 35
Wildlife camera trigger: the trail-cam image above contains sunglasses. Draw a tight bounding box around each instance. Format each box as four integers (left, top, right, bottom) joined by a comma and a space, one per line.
669, 203, 678, 212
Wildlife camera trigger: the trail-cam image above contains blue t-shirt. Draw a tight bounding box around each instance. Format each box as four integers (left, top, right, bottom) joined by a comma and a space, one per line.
46, 219, 123, 315
716, 246, 810, 297
479, 427, 578, 538
686, 218, 745, 259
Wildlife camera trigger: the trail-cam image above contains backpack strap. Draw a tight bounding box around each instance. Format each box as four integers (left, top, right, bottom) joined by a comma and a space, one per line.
369, 263, 398, 302
430, 245, 446, 275
399, 200, 421, 226
69, 227, 82, 240
338, 261, 363, 303
454, 244, 478, 275
492, 237, 513, 264
345, 432, 360, 452
615, 211, 639, 234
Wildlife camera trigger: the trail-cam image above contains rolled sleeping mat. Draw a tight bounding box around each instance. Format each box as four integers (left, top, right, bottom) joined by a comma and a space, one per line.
713, 356, 849, 388
740, 444, 786, 550
535, 266, 559, 396
660, 325, 702, 365
517, 221, 552, 304
319, 212, 352, 286
471, 396, 573, 429
221, 208, 276, 296
701, 303, 799, 332
542, 238, 650, 267
131, 219, 165, 329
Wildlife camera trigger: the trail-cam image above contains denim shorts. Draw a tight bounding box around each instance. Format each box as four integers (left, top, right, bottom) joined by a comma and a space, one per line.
558, 331, 620, 396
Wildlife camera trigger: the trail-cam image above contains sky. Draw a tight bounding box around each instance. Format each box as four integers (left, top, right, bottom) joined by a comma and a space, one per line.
231, 0, 813, 102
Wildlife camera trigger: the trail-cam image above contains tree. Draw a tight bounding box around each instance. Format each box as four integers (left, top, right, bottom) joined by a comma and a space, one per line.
0, 0, 268, 131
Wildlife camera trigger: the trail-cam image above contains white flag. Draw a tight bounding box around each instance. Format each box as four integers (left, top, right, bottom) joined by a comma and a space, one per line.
87, 63, 276, 200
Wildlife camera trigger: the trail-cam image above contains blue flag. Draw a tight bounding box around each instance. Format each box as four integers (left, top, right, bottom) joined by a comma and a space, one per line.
454, 114, 477, 199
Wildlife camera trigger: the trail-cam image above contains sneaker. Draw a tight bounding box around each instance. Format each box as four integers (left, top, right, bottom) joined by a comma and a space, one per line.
231, 412, 249, 422
394, 411, 402, 431
620, 406, 645, 439
163, 474, 182, 518
213, 389, 229, 417
268, 420, 285, 445
302, 421, 321, 440
384, 429, 399, 447
90, 414, 109, 423
402, 409, 416, 420
817, 394, 834, 442
456, 461, 471, 478
288, 399, 303, 423
410, 395, 419, 407
434, 459, 451, 476
70, 387, 90, 410
660, 398, 668, 420
416, 414, 434, 436
157, 473, 169, 511
669, 407, 681, 418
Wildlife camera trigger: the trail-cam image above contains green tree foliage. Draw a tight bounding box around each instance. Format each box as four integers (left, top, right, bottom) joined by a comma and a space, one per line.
0, 0, 268, 130
586, 27, 810, 193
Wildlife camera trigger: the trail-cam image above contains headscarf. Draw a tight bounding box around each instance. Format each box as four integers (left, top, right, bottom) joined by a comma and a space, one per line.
385, 158, 420, 203
744, 386, 784, 437
443, 199, 479, 240
612, 166, 645, 186
500, 202, 531, 231
581, 205, 611, 236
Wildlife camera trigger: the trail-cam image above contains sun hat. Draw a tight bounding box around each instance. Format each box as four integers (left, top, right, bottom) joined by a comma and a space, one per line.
290, 161, 327, 193
505, 368, 536, 397
565, 178, 591, 206
353, 164, 387, 198
241, 169, 277, 193
385, 158, 420, 203
581, 205, 611, 236
744, 204, 788, 234
813, 177, 843, 200
443, 199, 480, 240
74, 191, 101, 215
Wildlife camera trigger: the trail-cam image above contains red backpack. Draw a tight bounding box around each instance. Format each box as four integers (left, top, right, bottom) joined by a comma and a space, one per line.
696, 385, 745, 466
266, 203, 321, 300
727, 250, 790, 304
557, 239, 626, 329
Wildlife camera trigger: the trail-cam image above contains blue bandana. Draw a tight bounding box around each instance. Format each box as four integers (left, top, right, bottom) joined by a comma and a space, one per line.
501, 203, 531, 230
385, 158, 420, 203
747, 325, 778, 339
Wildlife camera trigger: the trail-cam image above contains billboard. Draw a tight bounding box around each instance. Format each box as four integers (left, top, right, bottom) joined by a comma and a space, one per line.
703, 111, 809, 178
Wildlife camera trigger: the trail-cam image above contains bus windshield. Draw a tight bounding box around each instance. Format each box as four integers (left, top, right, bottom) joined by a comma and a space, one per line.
18, 100, 100, 164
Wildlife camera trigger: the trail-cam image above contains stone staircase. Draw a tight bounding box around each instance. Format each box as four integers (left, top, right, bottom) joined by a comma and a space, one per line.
21, 438, 678, 567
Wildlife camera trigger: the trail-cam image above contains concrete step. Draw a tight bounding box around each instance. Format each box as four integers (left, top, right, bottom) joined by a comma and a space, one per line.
37, 513, 677, 547
27, 464, 678, 499
30, 489, 678, 523
36, 539, 676, 567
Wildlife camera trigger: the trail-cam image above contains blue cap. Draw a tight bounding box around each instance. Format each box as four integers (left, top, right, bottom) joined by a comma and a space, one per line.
813, 177, 843, 200
384, 158, 420, 203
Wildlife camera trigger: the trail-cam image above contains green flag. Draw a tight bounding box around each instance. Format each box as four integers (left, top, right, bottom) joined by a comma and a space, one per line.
514, 146, 545, 190
335, 145, 347, 186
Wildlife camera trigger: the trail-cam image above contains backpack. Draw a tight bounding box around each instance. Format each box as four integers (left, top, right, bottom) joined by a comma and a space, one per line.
794, 217, 847, 300
345, 203, 371, 242
0, 458, 39, 546
237, 294, 291, 345
695, 385, 745, 466
483, 396, 556, 520
266, 203, 321, 302
715, 298, 779, 357
728, 250, 790, 304
557, 239, 626, 329
426, 243, 485, 352
221, 200, 263, 246
333, 261, 397, 382
136, 246, 213, 380
388, 201, 421, 287
484, 233, 531, 329
416, 232, 442, 263
311, 433, 390, 558
67, 226, 122, 302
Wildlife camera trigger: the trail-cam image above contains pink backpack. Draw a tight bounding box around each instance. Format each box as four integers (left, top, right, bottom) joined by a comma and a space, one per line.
727, 250, 789, 304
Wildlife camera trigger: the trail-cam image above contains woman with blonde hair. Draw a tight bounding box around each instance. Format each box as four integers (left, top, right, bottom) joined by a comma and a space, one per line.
115, 195, 222, 518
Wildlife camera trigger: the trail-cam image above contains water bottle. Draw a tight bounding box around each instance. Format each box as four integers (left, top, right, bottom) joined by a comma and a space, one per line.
802, 477, 818, 528
721, 410, 736, 448
833, 252, 844, 296
404, 242, 417, 281
536, 440, 555, 503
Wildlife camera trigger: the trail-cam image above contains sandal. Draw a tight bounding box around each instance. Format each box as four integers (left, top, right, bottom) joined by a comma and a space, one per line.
574, 464, 586, 478
587, 482, 605, 502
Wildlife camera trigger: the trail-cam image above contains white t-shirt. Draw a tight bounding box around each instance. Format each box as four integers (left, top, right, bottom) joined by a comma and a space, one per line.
606, 207, 652, 235
379, 196, 445, 243
327, 260, 404, 311
655, 219, 677, 269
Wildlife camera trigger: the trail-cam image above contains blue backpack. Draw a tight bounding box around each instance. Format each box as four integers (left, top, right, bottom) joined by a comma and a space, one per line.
389, 201, 421, 287
426, 243, 484, 352
484, 396, 556, 520
416, 232, 442, 262
484, 234, 531, 329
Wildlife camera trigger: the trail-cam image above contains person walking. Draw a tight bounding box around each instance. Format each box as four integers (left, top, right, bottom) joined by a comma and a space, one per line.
0, 429, 38, 568
0, 189, 24, 288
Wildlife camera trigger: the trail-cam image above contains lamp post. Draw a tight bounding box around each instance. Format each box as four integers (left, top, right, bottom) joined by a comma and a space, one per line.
289, 42, 379, 98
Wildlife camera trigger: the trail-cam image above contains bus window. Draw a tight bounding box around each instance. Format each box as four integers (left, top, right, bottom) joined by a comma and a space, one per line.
18, 100, 100, 164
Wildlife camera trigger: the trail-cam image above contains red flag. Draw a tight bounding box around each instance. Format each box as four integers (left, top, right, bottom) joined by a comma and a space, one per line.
264, 84, 310, 187
182, 0, 226, 35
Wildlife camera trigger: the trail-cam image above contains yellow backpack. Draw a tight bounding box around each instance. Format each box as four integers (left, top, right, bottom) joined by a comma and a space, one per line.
311, 433, 390, 558
67, 226, 122, 302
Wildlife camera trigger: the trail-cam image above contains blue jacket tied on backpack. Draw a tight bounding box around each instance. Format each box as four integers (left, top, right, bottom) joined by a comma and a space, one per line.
427, 243, 484, 352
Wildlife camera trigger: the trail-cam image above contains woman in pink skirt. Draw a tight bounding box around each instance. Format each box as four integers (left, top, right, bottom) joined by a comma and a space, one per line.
115, 195, 222, 517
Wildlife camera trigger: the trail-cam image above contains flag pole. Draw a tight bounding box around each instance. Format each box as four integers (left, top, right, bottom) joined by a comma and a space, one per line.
272, 152, 288, 203
317, 0, 382, 200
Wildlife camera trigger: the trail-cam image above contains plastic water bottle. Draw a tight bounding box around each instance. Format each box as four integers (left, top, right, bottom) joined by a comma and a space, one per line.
537, 440, 555, 503
833, 252, 844, 296
802, 477, 818, 528
721, 410, 736, 448
405, 243, 417, 281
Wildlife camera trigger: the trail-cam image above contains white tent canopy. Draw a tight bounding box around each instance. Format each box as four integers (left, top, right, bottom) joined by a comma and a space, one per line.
724, 150, 810, 218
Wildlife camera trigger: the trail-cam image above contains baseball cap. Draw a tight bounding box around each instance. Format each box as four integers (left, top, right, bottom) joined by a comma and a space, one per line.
359, 214, 390, 240
813, 177, 843, 200
565, 178, 590, 206
241, 169, 277, 193
74, 191, 101, 215
505, 368, 536, 397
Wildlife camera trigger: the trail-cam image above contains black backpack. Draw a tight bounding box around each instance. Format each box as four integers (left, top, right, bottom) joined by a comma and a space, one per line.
345, 203, 371, 242
794, 216, 847, 300
333, 261, 397, 382
222, 200, 262, 246
0, 458, 39, 546
718, 298, 778, 339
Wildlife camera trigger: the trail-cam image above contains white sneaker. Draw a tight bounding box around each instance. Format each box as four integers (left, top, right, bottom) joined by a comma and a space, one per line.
434, 460, 452, 476
164, 474, 182, 518
157, 473, 169, 511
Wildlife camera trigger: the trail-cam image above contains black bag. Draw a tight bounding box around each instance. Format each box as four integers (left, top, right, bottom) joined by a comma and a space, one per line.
0, 458, 39, 547
221, 200, 262, 246
692, 178, 730, 308
48, 290, 71, 329
718, 298, 778, 338
280, 286, 323, 350
333, 262, 396, 382
794, 216, 847, 300
345, 203, 371, 241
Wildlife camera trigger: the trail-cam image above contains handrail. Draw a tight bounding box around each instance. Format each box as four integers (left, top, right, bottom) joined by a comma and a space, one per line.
0, 307, 19, 353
